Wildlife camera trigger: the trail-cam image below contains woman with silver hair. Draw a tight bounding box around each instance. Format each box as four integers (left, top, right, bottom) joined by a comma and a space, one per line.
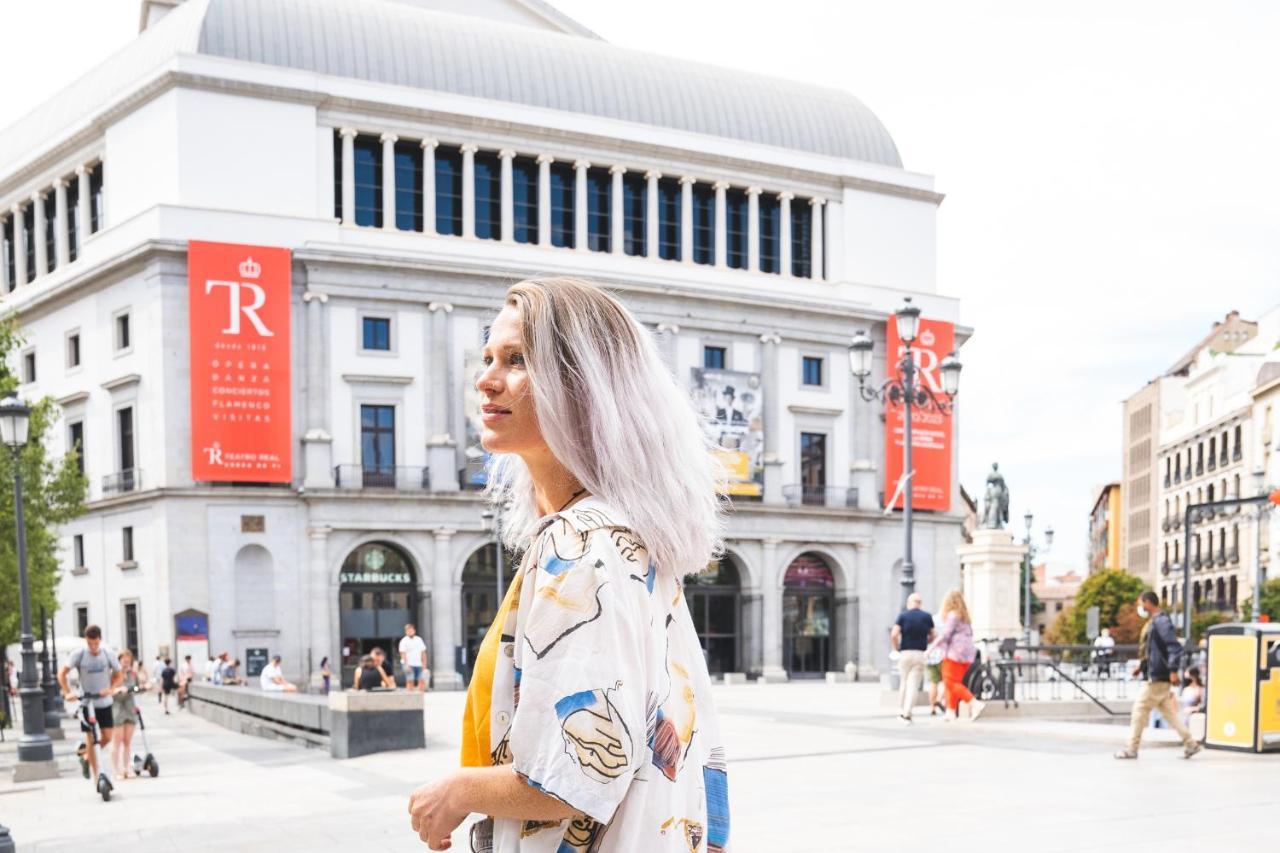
408, 278, 730, 852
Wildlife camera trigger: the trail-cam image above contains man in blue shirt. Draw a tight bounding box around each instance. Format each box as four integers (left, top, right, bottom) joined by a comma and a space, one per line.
891, 593, 935, 723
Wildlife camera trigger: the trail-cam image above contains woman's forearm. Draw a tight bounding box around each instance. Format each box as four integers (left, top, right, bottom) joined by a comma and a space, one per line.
449, 766, 579, 822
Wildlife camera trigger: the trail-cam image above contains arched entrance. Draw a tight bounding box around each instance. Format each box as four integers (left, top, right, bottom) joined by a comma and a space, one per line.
683, 555, 742, 675
338, 542, 418, 686
783, 553, 835, 677
460, 543, 518, 683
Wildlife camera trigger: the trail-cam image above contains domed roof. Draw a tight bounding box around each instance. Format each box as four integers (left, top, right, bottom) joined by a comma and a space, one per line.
197, 0, 902, 166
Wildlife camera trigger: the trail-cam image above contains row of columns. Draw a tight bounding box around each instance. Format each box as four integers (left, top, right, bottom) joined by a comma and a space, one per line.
335, 127, 826, 279
1, 163, 98, 291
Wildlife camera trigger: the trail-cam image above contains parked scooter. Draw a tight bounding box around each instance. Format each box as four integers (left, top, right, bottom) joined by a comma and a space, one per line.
129, 686, 160, 778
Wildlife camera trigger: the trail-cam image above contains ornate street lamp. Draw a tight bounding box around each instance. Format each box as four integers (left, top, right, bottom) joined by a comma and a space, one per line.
0, 395, 56, 781
849, 298, 962, 607
1021, 513, 1054, 644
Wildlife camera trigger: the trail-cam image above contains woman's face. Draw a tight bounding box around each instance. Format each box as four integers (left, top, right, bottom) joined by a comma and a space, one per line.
476, 305, 545, 457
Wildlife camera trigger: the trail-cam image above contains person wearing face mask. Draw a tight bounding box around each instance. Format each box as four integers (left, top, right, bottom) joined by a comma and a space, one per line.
1115, 591, 1201, 759
406, 278, 729, 853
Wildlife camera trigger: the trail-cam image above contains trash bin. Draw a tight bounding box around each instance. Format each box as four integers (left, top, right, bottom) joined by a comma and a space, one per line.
1204, 622, 1280, 753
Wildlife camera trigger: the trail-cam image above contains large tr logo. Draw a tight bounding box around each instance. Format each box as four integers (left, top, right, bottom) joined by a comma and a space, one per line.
205, 257, 274, 337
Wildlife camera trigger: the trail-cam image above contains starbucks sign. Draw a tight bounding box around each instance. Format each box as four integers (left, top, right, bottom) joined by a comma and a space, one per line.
339, 543, 414, 586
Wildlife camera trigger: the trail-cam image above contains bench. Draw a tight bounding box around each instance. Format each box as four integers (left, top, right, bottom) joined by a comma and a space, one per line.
187, 683, 425, 758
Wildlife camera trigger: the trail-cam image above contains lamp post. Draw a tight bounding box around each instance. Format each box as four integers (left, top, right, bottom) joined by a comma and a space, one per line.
0, 394, 56, 781
1021, 511, 1054, 645
1253, 468, 1268, 623
849, 297, 962, 608
480, 509, 504, 615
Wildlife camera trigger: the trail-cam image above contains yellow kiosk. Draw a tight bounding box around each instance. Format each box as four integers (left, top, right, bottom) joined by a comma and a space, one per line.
1205, 622, 1280, 753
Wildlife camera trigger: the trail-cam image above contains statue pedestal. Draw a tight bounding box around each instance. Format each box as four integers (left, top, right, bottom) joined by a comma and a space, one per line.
957, 529, 1027, 642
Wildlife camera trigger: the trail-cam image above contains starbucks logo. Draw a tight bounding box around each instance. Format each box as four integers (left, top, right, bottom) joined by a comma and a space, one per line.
363, 548, 387, 571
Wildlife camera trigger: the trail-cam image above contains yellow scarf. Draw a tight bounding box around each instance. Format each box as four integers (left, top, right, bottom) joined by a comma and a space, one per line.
460, 568, 523, 767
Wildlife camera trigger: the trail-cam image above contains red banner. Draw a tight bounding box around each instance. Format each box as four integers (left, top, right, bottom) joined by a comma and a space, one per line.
188, 240, 291, 482
884, 317, 954, 512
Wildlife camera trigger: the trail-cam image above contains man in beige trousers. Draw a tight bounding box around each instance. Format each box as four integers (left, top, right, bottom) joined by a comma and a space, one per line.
891, 593, 935, 724
1115, 591, 1201, 759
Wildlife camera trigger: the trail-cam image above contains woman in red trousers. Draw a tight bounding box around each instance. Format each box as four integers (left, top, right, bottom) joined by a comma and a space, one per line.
928, 589, 986, 721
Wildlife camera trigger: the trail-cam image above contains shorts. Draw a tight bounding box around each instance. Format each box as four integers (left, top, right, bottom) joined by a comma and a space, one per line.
926, 663, 942, 684
80, 703, 114, 733
408, 666, 424, 682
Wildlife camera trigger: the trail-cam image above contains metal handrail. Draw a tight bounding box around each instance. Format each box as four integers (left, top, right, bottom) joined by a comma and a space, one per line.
781, 484, 858, 508
102, 468, 141, 494
333, 464, 429, 490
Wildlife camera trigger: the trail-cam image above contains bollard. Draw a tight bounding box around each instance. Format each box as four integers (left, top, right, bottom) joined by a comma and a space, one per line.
0, 823, 15, 853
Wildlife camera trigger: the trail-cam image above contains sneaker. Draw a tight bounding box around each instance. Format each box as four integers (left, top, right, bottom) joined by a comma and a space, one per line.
899, 714, 913, 726
943, 708, 957, 722
1183, 742, 1202, 759
969, 700, 987, 721
1114, 749, 1138, 759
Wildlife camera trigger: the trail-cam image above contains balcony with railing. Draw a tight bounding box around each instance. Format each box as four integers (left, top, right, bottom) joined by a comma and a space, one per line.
1195, 461, 1204, 476
102, 468, 141, 495
1228, 547, 1239, 564
333, 464, 429, 491
782, 484, 859, 509
1207, 456, 1216, 472
1215, 549, 1227, 567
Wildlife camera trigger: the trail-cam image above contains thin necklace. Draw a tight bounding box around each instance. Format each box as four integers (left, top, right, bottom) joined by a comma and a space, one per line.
557, 487, 588, 512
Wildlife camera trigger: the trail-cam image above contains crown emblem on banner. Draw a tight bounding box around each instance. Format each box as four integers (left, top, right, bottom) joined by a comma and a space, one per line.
920, 328, 936, 347
239, 257, 262, 279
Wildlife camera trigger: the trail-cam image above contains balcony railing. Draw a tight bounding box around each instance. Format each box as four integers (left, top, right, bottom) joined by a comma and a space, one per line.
1161, 517, 1171, 532
1233, 448, 1243, 461
1228, 547, 1239, 564
1173, 515, 1183, 529
1160, 561, 1170, 575
781, 484, 859, 509
1174, 471, 1182, 484
333, 464, 429, 491
1164, 475, 1172, 488
1207, 456, 1216, 471
1221, 451, 1229, 467
1216, 549, 1227, 567
1196, 461, 1204, 476
102, 468, 141, 495
1193, 554, 1202, 569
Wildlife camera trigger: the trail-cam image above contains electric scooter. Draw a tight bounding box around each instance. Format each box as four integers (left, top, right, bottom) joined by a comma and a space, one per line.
73, 692, 114, 802
129, 686, 159, 778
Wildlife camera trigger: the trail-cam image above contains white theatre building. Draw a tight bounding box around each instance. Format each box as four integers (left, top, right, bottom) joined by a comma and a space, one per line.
1, 0, 968, 686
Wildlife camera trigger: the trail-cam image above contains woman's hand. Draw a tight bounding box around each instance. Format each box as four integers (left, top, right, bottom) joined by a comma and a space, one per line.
408, 773, 468, 850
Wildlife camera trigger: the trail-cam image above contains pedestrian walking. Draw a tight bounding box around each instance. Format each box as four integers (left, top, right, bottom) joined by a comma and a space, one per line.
110, 650, 141, 779
891, 592, 935, 723
152, 653, 166, 703
178, 655, 195, 708
160, 658, 176, 714
399, 624, 429, 693
1115, 591, 1201, 759
928, 589, 985, 721
407, 278, 729, 852
319, 656, 332, 694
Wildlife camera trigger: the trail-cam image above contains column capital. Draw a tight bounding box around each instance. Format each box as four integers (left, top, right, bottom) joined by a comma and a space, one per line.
433, 527, 458, 540
655, 323, 681, 335
338, 126, 359, 139
679, 175, 696, 186
808, 196, 825, 207
712, 180, 729, 191
9, 204, 21, 216
428, 301, 454, 313
498, 148, 517, 160
30, 189, 44, 203
745, 186, 763, 196
460, 143, 479, 154
759, 332, 782, 345
52, 177, 68, 190
644, 168, 662, 181
573, 159, 591, 170
75, 164, 91, 178
420, 137, 439, 150
536, 153, 555, 165
778, 191, 795, 201
307, 525, 333, 540
609, 164, 627, 176
302, 291, 330, 304
379, 132, 398, 145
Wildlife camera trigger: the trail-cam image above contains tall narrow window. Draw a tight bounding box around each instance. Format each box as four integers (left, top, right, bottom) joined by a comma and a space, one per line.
800, 432, 827, 505
123, 602, 139, 655
1233, 424, 1242, 459
69, 421, 84, 475
435, 145, 463, 236
692, 183, 715, 265
759, 193, 780, 274
122, 526, 134, 562
74, 534, 85, 569
66, 177, 79, 261
549, 161, 575, 248
657, 177, 681, 261
89, 163, 104, 233
75, 605, 89, 636
115, 312, 131, 351
512, 156, 539, 244
21, 201, 34, 284
360, 404, 396, 487
43, 194, 57, 273
474, 150, 501, 241
802, 356, 823, 386
118, 406, 135, 490
790, 196, 812, 278
622, 172, 647, 256
2, 217, 14, 290
333, 132, 343, 221
21, 351, 35, 383
586, 166, 611, 253
353, 134, 382, 228
703, 346, 726, 370
725, 187, 748, 269
394, 140, 423, 232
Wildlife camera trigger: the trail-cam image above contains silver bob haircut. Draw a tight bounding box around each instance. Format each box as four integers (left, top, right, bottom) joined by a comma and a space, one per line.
485, 277, 725, 576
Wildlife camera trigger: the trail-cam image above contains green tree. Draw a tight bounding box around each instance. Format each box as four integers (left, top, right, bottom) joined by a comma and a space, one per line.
1058, 568, 1147, 645
1240, 578, 1280, 622
0, 318, 88, 647
1190, 610, 1231, 644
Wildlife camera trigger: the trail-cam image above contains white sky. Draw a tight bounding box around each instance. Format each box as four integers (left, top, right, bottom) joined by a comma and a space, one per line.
3, 0, 1279, 566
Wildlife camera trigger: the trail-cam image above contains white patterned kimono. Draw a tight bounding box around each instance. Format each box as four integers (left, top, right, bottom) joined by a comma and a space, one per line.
477, 497, 730, 853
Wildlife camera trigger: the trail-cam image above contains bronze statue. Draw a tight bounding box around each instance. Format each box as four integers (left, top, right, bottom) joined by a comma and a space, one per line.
980, 463, 1009, 529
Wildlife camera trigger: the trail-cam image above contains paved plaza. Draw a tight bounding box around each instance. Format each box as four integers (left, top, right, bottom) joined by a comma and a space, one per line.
1, 683, 1273, 852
